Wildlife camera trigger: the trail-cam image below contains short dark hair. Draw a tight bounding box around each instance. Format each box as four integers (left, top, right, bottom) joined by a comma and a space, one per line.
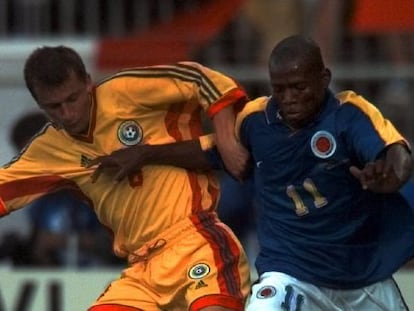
269, 35, 325, 73
23, 46, 88, 99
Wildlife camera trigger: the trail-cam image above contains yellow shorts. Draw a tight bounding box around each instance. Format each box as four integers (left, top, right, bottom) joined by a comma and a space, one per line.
89, 212, 251, 311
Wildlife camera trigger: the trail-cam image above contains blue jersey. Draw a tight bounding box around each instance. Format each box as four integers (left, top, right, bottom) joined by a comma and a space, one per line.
237, 90, 414, 289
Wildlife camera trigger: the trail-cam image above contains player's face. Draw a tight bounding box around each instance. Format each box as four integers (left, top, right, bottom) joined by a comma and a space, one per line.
270, 59, 330, 130
35, 71, 92, 136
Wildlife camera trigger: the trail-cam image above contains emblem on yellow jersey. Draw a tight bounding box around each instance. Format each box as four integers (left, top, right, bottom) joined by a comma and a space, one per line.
188, 263, 210, 279
118, 121, 143, 146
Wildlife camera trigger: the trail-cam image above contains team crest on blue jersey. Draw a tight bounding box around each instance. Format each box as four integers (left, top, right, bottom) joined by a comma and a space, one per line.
310, 130, 336, 159
256, 285, 277, 299
188, 263, 210, 279
118, 121, 143, 146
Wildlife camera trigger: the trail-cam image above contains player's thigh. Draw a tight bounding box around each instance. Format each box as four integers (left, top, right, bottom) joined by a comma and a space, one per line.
88, 275, 160, 311
338, 277, 408, 311
245, 271, 340, 311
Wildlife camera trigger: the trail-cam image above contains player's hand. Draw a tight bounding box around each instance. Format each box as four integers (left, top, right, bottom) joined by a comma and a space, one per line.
211, 104, 251, 181
349, 159, 401, 193
87, 146, 143, 183
350, 143, 412, 193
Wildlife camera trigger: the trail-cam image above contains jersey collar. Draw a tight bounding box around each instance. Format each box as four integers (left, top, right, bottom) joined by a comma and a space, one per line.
69, 86, 97, 143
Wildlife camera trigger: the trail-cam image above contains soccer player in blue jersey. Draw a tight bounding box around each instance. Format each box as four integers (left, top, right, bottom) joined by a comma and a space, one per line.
232, 35, 414, 310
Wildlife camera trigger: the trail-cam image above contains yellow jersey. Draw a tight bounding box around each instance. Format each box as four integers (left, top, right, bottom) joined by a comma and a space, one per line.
0, 62, 247, 259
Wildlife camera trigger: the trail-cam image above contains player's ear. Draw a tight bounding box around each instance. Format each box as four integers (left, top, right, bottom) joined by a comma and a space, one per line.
86, 73, 93, 92
321, 68, 332, 89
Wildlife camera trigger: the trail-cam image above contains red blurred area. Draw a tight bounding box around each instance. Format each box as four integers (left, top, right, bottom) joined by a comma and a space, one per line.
96, 0, 245, 70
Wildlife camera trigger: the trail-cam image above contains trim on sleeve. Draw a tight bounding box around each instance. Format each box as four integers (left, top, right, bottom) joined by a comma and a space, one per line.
235, 97, 268, 140
336, 90, 409, 147
207, 88, 247, 118
0, 196, 8, 216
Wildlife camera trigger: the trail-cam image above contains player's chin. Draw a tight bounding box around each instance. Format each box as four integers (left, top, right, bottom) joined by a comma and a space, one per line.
286, 117, 306, 129
64, 123, 88, 135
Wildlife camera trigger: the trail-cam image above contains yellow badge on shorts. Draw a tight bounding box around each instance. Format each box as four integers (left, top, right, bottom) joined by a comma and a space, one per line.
118, 120, 143, 146
188, 263, 210, 279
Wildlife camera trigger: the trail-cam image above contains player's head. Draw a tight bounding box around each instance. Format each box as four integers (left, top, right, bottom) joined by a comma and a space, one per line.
23, 46, 93, 136
268, 35, 331, 130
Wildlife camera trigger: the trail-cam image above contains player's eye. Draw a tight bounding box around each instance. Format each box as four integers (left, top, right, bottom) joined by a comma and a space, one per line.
295, 83, 307, 91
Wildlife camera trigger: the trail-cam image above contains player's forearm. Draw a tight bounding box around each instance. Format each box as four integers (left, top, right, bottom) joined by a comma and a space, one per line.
211, 105, 250, 180
212, 105, 235, 145
385, 142, 413, 189
138, 140, 212, 170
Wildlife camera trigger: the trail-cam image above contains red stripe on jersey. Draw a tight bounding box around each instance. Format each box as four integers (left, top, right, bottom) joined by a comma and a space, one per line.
189, 107, 204, 139
193, 212, 243, 298
187, 171, 203, 213
0, 196, 7, 216
164, 103, 184, 141
207, 88, 248, 118
164, 99, 204, 141
0, 175, 81, 201
189, 293, 244, 311
207, 173, 219, 211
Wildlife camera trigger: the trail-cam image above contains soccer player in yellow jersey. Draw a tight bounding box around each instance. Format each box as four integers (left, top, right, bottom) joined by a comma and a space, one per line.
0, 46, 251, 311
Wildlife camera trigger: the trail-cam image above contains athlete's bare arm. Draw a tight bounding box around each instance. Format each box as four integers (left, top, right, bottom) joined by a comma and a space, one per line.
87, 139, 212, 183
212, 105, 250, 181
349, 142, 412, 193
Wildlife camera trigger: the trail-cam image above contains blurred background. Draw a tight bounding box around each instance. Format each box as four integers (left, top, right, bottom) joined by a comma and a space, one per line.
0, 0, 413, 309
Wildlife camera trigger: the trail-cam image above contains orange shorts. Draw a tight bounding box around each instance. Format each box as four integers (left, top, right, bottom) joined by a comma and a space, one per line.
89, 212, 251, 311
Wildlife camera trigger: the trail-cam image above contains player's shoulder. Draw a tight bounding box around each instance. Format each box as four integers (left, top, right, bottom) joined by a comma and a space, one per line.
235, 96, 269, 135
335, 90, 377, 112
239, 96, 268, 118
96, 61, 207, 88
2, 123, 59, 168
24, 122, 55, 146
335, 90, 385, 123
174, 61, 203, 69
